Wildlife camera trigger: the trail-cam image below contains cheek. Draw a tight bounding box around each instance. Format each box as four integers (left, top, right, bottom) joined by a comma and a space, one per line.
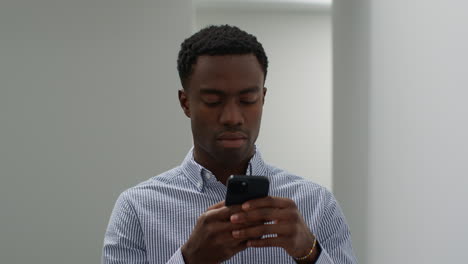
191, 116, 208, 131
191, 109, 218, 136
194, 108, 218, 125
248, 108, 263, 125
245, 109, 263, 139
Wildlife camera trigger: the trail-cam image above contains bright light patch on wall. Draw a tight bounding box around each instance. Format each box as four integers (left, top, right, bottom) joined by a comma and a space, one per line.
194, 0, 332, 11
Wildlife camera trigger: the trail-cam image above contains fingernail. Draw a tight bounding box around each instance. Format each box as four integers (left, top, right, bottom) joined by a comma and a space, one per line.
232, 230, 240, 237
247, 241, 252, 247
230, 214, 239, 222
242, 203, 250, 210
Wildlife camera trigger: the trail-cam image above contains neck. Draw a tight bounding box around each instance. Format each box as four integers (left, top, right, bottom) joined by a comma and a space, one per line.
209, 163, 249, 185
193, 148, 253, 185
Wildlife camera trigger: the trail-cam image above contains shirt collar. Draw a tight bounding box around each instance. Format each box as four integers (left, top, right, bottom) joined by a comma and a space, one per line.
180, 146, 267, 192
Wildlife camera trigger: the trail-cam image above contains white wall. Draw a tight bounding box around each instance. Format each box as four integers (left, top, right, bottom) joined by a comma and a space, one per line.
334, 0, 468, 263
0, 1, 192, 263
196, 7, 333, 189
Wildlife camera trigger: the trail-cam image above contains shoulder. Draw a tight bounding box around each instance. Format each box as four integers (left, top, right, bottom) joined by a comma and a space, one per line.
265, 164, 336, 209
265, 164, 330, 194
115, 166, 188, 206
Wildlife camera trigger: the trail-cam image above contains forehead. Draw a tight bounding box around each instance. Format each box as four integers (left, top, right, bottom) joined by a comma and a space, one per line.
187, 54, 264, 93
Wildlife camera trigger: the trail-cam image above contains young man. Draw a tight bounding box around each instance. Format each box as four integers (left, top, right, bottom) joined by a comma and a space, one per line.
103, 25, 357, 264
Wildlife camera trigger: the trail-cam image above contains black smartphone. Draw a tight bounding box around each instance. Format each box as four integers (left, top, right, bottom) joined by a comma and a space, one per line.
225, 175, 269, 206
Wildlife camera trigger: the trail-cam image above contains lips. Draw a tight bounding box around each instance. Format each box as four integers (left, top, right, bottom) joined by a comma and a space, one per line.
217, 132, 248, 148
217, 132, 247, 140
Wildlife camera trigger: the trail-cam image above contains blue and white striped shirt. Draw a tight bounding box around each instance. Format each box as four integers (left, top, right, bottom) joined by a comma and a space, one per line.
102, 148, 357, 263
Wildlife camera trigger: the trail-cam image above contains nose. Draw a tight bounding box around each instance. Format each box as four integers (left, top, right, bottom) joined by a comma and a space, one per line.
219, 100, 244, 127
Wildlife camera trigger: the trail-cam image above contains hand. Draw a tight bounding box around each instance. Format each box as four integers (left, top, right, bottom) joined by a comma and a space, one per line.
229, 196, 318, 260
181, 201, 250, 264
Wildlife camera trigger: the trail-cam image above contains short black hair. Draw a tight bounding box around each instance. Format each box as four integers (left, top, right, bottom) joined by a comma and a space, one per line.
177, 25, 268, 89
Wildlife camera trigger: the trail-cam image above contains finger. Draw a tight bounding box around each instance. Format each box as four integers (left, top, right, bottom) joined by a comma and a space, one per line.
203, 223, 251, 249
231, 208, 275, 224
242, 196, 296, 211
225, 222, 264, 232
226, 220, 266, 240
196, 219, 254, 241
247, 237, 283, 248
207, 200, 242, 211
207, 200, 225, 210
231, 223, 292, 240
231, 208, 296, 224
205, 204, 243, 221
203, 206, 232, 222
201, 214, 260, 233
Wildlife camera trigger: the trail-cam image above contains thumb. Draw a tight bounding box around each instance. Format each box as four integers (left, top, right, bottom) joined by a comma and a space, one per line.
207, 200, 225, 210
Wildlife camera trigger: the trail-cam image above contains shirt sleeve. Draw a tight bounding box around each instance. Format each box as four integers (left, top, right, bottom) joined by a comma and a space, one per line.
102, 192, 148, 264
314, 191, 358, 264
165, 248, 186, 264
102, 192, 187, 264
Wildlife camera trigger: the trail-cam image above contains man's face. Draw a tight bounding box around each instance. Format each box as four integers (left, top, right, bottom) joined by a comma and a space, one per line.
179, 54, 266, 166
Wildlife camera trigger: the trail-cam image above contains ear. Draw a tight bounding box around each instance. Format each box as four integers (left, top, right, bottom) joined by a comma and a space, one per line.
178, 89, 191, 118
262, 87, 267, 105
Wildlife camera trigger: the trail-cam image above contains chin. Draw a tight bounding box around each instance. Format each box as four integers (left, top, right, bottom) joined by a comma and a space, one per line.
216, 146, 252, 163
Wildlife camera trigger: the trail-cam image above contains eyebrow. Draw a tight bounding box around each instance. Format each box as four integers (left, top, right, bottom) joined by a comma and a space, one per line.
199, 86, 261, 95
199, 88, 225, 95
239, 86, 261, 94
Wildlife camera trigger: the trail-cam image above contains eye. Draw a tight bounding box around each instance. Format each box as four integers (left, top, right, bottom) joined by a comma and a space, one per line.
201, 94, 222, 106
205, 101, 221, 107
240, 94, 259, 104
